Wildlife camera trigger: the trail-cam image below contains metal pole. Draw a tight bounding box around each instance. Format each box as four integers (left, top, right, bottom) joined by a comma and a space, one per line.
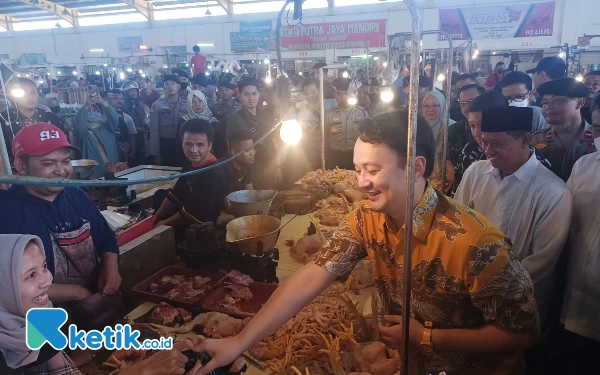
0, 71, 14, 187
276, 0, 294, 77
319, 67, 326, 170
402, 1, 421, 375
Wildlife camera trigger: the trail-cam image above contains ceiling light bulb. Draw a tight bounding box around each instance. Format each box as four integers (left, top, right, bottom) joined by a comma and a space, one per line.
575, 74, 583, 82
38, 80, 44, 84
95, 71, 100, 75
265, 76, 272, 84
185, 63, 189, 67
347, 97, 357, 106
383, 61, 388, 68
17, 73, 21, 77
437, 73, 445, 82
472, 54, 478, 59
206, 72, 210, 76
141, 73, 146, 78
139, 70, 143, 73
280, 119, 302, 145
47, 72, 50, 76
58, 71, 62, 75
474, 49, 480, 55
342, 71, 349, 78
127, 68, 133, 72
374, 56, 379, 61
299, 72, 303, 76
380, 89, 394, 103
119, 72, 125, 80
72, 71, 77, 75
113, 68, 116, 71
103, 64, 108, 67
264, 58, 270, 64
252, 60, 255, 63
163, 65, 168, 69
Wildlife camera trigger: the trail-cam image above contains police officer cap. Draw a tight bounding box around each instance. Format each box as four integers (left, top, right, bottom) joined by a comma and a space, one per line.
468, 91, 508, 113
171, 68, 190, 79
190, 75, 209, 87
218, 81, 237, 90
162, 75, 180, 84
536, 77, 589, 98
481, 107, 533, 133
121, 80, 139, 91
332, 78, 351, 92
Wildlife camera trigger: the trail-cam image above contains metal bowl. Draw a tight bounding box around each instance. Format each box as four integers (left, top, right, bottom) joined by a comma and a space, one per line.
227, 190, 278, 218
226, 215, 282, 255
71, 159, 98, 180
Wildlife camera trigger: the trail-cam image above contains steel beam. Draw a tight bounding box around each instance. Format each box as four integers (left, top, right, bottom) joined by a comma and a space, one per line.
121, 0, 154, 20
216, 0, 232, 14
15, 0, 78, 26
0, 14, 18, 32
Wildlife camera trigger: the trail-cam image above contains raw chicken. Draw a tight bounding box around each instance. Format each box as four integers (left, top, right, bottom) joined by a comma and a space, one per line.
192, 276, 212, 289
153, 312, 248, 339
350, 260, 376, 294
225, 270, 254, 286
103, 348, 147, 373
151, 302, 181, 325
225, 285, 253, 300
360, 341, 400, 375
290, 231, 333, 263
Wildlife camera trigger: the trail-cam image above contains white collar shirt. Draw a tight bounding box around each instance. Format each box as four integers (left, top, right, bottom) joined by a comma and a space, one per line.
454, 151, 572, 323
562, 151, 600, 341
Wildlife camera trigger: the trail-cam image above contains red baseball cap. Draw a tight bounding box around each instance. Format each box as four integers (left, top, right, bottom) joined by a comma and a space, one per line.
12, 122, 79, 159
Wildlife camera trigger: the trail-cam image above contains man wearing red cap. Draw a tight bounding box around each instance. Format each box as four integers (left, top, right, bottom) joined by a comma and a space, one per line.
0, 123, 122, 308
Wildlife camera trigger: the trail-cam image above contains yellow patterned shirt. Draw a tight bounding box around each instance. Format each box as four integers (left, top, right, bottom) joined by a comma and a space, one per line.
313, 186, 539, 375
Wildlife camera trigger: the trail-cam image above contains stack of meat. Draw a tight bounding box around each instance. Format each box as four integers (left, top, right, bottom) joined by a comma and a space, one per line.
218, 270, 255, 316
300, 168, 359, 195
149, 274, 213, 303
150, 302, 192, 325
153, 311, 251, 339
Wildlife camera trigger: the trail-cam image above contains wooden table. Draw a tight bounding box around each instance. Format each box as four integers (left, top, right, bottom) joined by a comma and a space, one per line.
124, 213, 376, 374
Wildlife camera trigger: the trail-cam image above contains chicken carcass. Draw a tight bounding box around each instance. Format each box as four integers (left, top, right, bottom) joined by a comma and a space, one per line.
349, 260, 375, 294
289, 231, 328, 264
360, 341, 400, 375
152, 312, 247, 339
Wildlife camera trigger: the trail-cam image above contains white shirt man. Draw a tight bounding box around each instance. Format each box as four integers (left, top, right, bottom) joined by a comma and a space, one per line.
455, 106, 572, 325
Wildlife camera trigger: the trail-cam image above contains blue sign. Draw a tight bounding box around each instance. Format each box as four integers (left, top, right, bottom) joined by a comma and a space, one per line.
240, 20, 272, 33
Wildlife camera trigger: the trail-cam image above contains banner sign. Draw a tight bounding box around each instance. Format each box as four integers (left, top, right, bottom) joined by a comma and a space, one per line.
230, 32, 276, 52
280, 19, 386, 51
117, 36, 143, 52
240, 20, 272, 33
439, 2, 555, 40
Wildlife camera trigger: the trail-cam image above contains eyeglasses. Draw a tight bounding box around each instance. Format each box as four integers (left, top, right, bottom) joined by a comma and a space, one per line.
458, 99, 475, 107
504, 94, 529, 103
423, 104, 441, 110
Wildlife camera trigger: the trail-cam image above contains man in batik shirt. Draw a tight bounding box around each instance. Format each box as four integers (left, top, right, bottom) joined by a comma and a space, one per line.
195, 110, 539, 375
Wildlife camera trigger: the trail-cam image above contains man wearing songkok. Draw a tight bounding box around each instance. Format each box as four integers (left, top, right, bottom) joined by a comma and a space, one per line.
455, 106, 572, 325
531, 77, 596, 181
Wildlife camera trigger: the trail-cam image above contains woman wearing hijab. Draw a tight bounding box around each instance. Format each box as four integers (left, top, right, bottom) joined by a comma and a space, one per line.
183, 90, 228, 158
0, 234, 210, 375
422, 90, 455, 192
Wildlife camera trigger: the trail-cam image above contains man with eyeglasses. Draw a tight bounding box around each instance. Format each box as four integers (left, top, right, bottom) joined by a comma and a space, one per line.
498, 71, 549, 132
531, 78, 596, 181
446, 83, 485, 194
449, 73, 476, 122
526, 57, 566, 107
581, 71, 600, 125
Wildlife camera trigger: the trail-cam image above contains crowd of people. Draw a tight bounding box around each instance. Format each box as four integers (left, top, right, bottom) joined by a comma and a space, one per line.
0, 52, 599, 375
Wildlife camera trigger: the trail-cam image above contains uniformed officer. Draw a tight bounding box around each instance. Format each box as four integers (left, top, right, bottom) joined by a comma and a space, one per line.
172, 68, 190, 100
325, 77, 369, 170
149, 74, 188, 166
367, 78, 392, 117
210, 81, 240, 157
531, 77, 596, 181
122, 80, 148, 165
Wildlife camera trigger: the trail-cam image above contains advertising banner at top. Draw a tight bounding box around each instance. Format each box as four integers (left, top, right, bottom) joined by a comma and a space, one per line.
279, 19, 387, 51
439, 2, 555, 41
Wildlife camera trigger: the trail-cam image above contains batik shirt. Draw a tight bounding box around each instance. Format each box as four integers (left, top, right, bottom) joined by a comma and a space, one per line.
313, 186, 539, 375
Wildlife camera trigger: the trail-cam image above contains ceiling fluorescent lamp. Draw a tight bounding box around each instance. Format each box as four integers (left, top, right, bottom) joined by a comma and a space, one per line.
89, 49, 104, 52
196, 43, 215, 47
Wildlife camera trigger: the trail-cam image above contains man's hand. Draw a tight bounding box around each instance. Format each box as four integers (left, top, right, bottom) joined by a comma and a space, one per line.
189, 337, 245, 375
119, 339, 194, 375
48, 284, 92, 303
378, 315, 424, 349
98, 261, 122, 295
445, 160, 455, 193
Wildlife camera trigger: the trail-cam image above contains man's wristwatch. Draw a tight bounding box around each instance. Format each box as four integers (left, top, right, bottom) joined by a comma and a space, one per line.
419, 321, 434, 354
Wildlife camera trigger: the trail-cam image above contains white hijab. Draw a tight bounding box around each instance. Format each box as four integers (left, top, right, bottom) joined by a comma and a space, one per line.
0, 234, 50, 369
186, 90, 217, 123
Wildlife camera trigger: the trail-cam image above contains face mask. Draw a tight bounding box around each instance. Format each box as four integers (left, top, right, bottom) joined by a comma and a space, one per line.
50, 106, 61, 114
595, 137, 600, 151
509, 99, 529, 108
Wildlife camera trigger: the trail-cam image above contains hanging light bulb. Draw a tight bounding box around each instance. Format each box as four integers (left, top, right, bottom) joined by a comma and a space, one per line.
382, 61, 388, 68
205, 72, 210, 76
205, 8, 212, 16
47, 72, 51, 76
265, 76, 272, 84
380, 88, 394, 103
342, 71, 349, 78
95, 71, 100, 75
374, 56, 379, 61
264, 58, 270, 64
139, 69, 143, 74
437, 73, 445, 82
141, 73, 146, 78
163, 65, 168, 69
280, 119, 303, 145
575, 74, 583, 82
298, 71, 303, 76
119, 72, 125, 80
127, 68, 133, 72
58, 71, 62, 75
103, 63, 108, 67
17, 73, 21, 77
72, 71, 77, 75
113, 68, 116, 71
